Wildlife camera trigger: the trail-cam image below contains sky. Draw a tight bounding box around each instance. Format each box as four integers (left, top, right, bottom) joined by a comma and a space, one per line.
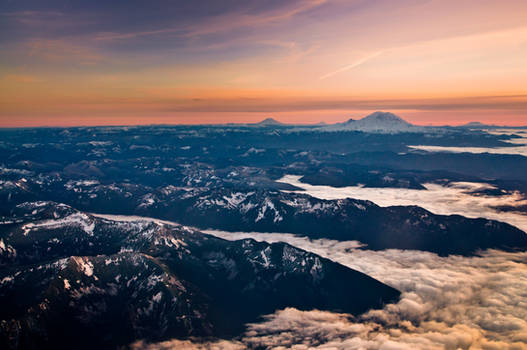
1, 0, 527, 127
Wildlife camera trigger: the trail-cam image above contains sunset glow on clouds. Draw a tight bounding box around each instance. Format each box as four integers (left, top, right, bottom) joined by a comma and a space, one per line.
1, 0, 527, 126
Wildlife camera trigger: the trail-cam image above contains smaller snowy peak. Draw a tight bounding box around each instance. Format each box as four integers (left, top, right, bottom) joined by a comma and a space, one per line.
458, 121, 496, 129
253, 117, 284, 126
463, 121, 486, 127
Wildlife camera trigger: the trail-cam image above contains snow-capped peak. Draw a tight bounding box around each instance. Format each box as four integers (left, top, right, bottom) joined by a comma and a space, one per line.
359, 111, 409, 125
318, 111, 422, 133
253, 117, 284, 126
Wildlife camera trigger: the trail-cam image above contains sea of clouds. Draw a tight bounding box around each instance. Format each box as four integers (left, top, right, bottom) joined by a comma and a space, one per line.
277, 175, 527, 233
408, 144, 527, 157
134, 229, 527, 349
409, 128, 527, 157
120, 163, 527, 349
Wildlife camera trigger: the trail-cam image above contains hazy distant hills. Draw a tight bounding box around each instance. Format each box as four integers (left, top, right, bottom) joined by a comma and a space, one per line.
460, 121, 491, 128
458, 121, 527, 129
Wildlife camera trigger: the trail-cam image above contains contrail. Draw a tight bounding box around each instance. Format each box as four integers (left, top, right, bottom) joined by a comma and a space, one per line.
319, 51, 383, 80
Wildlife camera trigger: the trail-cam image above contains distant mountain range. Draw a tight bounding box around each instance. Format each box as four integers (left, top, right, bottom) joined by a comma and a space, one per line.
457, 121, 527, 129
243, 112, 526, 133
246, 112, 425, 133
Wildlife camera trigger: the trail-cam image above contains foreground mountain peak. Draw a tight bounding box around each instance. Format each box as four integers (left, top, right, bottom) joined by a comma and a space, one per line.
0, 201, 400, 348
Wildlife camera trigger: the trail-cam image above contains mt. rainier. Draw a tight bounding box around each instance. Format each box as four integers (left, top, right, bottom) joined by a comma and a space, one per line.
319, 111, 426, 133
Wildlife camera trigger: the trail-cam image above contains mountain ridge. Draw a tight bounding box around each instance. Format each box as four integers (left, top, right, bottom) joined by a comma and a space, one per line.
0, 201, 400, 349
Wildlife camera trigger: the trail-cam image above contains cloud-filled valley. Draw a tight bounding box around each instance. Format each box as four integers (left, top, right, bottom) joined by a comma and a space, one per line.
137, 228, 527, 349
409, 128, 527, 158
277, 175, 527, 233
97, 158, 527, 349
408, 144, 527, 158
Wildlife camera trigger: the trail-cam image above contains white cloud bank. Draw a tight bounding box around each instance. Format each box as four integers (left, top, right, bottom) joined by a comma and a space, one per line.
408, 144, 527, 157
277, 175, 527, 233
409, 128, 527, 157
135, 228, 527, 349
239, 247, 527, 349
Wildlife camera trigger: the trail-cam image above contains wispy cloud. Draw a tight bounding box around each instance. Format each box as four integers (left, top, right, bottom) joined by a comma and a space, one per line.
25, 39, 103, 64
95, 0, 328, 42
2, 74, 43, 83
319, 51, 383, 80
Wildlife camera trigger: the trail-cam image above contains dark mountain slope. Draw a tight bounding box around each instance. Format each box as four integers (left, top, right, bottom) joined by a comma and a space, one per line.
0, 202, 399, 349
130, 188, 527, 256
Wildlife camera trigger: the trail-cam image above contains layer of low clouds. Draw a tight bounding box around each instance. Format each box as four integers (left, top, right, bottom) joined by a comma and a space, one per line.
240, 246, 527, 349
135, 228, 527, 349
277, 175, 527, 232
410, 128, 527, 157
104, 170, 527, 349
409, 145, 527, 157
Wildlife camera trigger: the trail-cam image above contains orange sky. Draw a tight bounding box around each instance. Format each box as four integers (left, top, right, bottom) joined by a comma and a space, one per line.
1, 0, 527, 126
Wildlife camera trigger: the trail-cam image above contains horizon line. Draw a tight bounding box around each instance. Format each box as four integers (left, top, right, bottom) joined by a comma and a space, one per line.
1, 117, 526, 129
